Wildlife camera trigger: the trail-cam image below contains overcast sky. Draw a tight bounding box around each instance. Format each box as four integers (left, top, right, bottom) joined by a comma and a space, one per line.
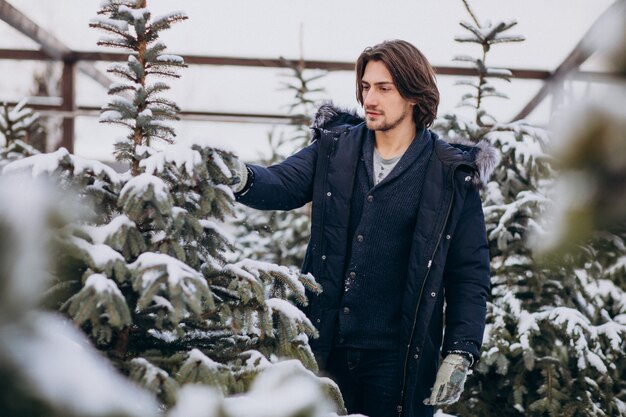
0, 0, 614, 161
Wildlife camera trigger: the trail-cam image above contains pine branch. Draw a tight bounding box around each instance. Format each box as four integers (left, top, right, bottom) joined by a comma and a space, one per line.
107, 64, 139, 83
461, 0, 482, 28
146, 12, 188, 39
97, 37, 136, 51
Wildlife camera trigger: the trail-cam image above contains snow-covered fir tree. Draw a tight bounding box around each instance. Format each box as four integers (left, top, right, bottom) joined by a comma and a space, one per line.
433, 3, 626, 416
539, 2, 626, 414
0, 100, 42, 170
2, 1, 345, 414
0, 177, 159, 417
235, 58, 327, 268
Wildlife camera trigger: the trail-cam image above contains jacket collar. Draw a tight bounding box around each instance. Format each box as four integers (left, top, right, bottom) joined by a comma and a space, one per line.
310, 102, 500, 186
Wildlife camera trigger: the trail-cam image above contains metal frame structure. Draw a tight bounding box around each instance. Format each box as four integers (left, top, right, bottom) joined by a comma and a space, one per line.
0, 0, 614, 152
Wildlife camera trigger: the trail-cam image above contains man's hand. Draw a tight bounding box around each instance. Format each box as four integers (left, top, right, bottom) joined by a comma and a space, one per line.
230, 157, 248, 193
423, 353, 470, 406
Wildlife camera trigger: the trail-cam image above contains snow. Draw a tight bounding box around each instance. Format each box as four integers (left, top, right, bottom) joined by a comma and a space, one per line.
130, 252, 206, 288
241, 349, 271, 371
2, 147, 69, 177
153, 10, 187, 26
138, 109, 153, 118
456, 19, 521, 43
147, 328, 178, 343
91, 16, 129, 32
486, 68, 513, 77
110, 81, 138, 91
517, 310, 539, 351
596, 321, 626, 351
236, 259, 306, 296
81, 215, 136, 245
168, 385, 222, 417
212, 152, 232, 178
71, 155, 120, 181
515, 305, 626, 373
118, 5, 150, 21
151, 230, 166, 244
152, 295, 174, 311
71, 236, 125, 269
139, 144, 202, 176
130, 357, 169, 386
452, 54, 475, 63
584, 350, 607, 373
2, 147, 120, 183
100, 109, 123, 122
150, 119, 176, 130
111, 95, 135, 109
186, 348, 221, 370
0, 176, 55, 313
224, 360, 334, 417
266, 298, 310, 325
157, 54, 185, 64
135, 145, 155, 157
84, 273, 124, 297
222, 263, 258, 283
584, 279, 626, 313
434, 411, 458, 417
199, 219, 234, 245
503, 254, 531, 267
1, 313, 157, 416
485, 191, 549, 242
607, 255, 626, 276
119, 173, 171, 202
216, 183, 235, 200
4, 99, 38, 131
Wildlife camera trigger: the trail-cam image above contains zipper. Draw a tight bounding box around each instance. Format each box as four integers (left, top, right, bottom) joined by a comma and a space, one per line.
316, 130, 337, 274
396, 166, 459, 417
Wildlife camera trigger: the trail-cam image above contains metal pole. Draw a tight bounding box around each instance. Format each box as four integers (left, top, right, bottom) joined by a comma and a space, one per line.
60, 61, 75, 152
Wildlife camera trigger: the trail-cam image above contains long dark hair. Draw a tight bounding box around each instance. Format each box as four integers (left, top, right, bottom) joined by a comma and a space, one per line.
356, 40, 439, 129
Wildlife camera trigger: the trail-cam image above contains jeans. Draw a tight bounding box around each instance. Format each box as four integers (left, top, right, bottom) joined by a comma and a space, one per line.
325, 347, 402, 417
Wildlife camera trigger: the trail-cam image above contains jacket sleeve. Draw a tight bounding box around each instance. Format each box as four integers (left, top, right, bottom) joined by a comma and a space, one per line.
235, 140, 318, 211
441, 183, 491, 362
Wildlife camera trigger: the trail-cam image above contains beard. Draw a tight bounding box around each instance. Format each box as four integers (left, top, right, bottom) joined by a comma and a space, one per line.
365, 106, 412, 132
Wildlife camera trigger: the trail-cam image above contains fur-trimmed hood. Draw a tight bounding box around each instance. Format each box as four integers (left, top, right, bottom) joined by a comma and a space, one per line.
310, 102, 500, 186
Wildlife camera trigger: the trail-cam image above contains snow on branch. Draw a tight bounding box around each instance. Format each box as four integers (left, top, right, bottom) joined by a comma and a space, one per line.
130, 252, 214, 324
129, 357, 179, 406
266, 298, 317, 338
118, 5, 150, 21
177, 348, 229, 390
64, 273, 131, 342
90, 15, 129, 32
78, 214, 146, 258
3, 148, 121, 185
6, 313, 157, 416
119, 173, 174, 225
69, 236, 128, 281
139, 144, 202, 176
517, 306, 626, 373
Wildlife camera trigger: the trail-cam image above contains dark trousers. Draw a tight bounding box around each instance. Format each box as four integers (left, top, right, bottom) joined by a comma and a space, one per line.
325, 347, 402, 417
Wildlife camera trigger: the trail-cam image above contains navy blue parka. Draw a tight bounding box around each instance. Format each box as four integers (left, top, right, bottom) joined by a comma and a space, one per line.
236, 104, 494, 417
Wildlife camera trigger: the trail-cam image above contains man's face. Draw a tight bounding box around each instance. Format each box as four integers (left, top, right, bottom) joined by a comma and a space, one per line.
361, 60, 414, 132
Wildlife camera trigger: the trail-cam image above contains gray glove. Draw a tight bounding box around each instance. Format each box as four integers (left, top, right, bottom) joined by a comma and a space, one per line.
230, 157, 249, 193
423, 353, 470, 406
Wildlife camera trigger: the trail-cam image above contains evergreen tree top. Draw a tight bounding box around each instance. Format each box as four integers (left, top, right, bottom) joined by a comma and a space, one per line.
90, 0, 188, 175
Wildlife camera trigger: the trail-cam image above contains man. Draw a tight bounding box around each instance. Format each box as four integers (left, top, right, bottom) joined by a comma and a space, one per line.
231, 40, 495, 417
